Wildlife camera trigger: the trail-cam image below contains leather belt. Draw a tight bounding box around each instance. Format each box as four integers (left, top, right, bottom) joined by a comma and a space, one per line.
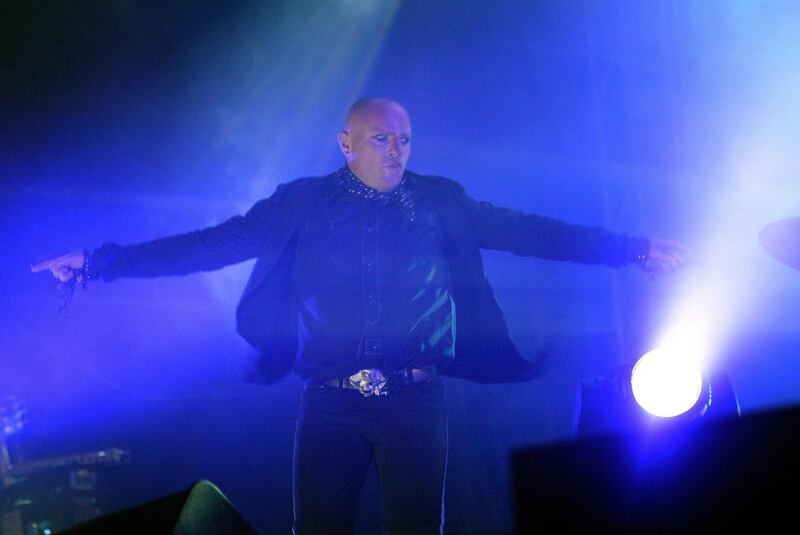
306, 367, 438, 397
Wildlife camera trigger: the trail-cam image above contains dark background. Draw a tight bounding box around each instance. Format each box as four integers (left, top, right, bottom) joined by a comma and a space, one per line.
2, 1, 799, 533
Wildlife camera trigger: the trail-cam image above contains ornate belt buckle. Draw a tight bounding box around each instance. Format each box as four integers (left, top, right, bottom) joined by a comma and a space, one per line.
348, 369, 388, 397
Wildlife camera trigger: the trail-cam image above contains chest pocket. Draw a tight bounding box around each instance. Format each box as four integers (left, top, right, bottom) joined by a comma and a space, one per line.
406, 206, 442, 254
297, 210, 363, 270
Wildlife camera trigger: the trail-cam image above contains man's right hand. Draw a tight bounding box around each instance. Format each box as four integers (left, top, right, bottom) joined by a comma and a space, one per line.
31, 251, 86, 282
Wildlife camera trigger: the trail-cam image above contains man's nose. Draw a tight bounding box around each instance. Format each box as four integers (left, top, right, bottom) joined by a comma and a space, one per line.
387, 136, 400, 157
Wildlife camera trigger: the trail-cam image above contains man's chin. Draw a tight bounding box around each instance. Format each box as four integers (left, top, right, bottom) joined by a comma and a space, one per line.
382, 167, 404, 186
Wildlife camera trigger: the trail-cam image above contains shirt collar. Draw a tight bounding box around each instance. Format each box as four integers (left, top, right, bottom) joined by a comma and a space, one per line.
335, 166, 416, 222
336, 166, 409, 205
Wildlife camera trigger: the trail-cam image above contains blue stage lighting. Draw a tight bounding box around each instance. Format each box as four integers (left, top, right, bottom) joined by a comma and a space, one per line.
630, 348, 705, 418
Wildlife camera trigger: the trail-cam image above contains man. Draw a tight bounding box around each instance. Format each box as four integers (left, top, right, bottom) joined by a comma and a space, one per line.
33, 98, 689, 534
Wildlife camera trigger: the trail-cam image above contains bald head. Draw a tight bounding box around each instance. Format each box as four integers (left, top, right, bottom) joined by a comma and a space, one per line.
345, 97, 408, 128
338, 97, 412, 192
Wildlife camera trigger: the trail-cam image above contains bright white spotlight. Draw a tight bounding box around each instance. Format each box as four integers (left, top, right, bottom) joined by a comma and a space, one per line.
630, 348, 704, 418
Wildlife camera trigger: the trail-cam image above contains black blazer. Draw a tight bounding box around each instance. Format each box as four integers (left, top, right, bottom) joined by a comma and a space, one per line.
93, 170, 648, 384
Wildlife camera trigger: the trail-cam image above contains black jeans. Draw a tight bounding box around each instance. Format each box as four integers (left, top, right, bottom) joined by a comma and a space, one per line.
293, 378, 448, 534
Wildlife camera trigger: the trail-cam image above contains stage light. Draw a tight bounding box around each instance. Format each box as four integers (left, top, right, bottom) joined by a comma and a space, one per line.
573, 353, 739, 438
630, 348, 705, 418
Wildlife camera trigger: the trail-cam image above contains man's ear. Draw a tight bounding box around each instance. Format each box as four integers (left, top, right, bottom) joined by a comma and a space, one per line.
338, 130, 351, 155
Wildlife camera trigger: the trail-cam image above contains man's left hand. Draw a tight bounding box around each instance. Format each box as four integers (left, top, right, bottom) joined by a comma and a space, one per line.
643, 239, 691, 276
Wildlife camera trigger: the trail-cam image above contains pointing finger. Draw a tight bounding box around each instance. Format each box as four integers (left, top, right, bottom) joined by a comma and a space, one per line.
31, 259, 54, 272
664, 240, 690, 252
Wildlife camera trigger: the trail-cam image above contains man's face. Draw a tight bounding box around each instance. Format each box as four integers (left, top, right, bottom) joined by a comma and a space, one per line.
339, 101, 412, 191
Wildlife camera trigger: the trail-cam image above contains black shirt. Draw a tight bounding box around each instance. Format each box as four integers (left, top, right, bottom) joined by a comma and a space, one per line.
292, 167, 455, 380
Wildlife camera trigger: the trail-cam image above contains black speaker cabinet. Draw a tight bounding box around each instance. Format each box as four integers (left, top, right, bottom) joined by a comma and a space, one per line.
513, 406, 800, 533
59, 480, 258, 535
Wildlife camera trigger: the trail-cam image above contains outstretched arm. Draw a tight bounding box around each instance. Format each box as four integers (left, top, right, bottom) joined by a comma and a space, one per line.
30, 193, 280, 283
456, 184, 689, 272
